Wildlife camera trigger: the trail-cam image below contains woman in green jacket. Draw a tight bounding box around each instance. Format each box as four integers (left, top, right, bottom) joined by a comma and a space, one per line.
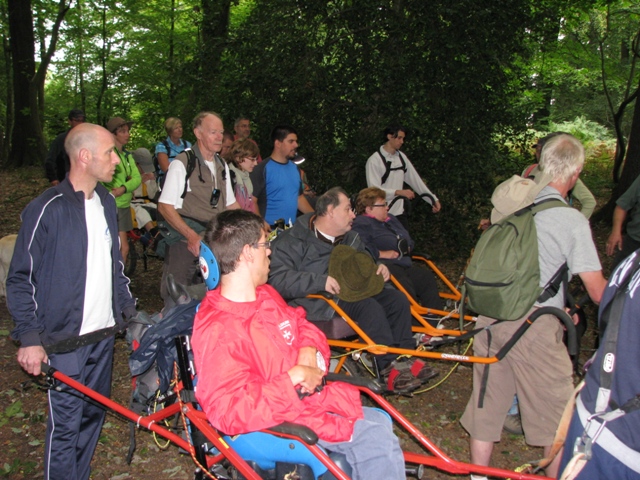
103, 117, 141, 267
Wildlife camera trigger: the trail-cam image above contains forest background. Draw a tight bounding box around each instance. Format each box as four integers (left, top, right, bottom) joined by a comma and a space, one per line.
2, 0, 640, 257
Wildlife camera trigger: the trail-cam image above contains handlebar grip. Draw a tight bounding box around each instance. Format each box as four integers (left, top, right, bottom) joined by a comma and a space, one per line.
41, 362, 54, 376
417, 192, 435, 206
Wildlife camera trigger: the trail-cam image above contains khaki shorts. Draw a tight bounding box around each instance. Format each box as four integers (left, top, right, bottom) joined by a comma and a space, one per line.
459, 311, 573, 446
117, 207, 134, 232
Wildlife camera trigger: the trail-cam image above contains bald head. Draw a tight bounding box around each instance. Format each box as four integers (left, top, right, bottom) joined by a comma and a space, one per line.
65, 123, 119, 191
65, 123, 113, 164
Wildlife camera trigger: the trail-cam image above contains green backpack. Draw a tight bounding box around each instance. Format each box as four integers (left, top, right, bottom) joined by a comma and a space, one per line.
465, 199, 568, 321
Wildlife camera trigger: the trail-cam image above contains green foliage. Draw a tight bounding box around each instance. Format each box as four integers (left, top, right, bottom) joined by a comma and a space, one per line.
210, 0, 539, 256
526, 1, 640, 136
44, 0, 202, 146
548, 116, 613, 143
2, 0, 630, 254
0, 400, 23, 428
1, 459, 38, 477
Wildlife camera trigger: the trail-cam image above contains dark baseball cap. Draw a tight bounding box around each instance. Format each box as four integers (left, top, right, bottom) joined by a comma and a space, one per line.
68, 109, 86, 121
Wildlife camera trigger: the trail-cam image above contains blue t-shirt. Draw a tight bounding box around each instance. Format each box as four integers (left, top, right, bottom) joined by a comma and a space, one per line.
250, 158, 302, 225
155, 137, 191, 162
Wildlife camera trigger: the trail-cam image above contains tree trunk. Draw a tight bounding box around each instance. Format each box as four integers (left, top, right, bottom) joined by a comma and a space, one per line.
96, 2, 109, 125
0, 0, 13, 166
7, 0, 46, 167
596, 82, 640, 223
77, 0, 86, 113
198, 0, 232, 110
531, 11, 561, 127
168, 0, 176, 111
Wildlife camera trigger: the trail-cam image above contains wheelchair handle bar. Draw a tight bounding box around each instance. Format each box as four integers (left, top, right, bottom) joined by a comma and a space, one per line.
387, 192, 435, 215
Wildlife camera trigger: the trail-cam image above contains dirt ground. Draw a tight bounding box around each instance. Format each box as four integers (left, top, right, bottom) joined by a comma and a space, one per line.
0, 167, 612, 479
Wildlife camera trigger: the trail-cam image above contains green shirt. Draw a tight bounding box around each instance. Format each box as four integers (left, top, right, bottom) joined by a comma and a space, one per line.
101, 148, 141, 209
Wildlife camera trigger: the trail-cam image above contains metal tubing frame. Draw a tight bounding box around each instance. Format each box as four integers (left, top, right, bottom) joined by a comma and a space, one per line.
42, 364, 549, 480
307, 294, 498, 364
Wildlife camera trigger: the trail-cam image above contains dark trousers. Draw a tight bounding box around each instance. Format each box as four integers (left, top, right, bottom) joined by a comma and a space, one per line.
45, 336, 115, 480
339, 287, 414, 369
386, 263, 443, 310
160, 240, 202, 305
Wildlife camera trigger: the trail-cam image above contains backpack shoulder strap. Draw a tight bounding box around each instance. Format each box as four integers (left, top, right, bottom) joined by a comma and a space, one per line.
181, 149, 198, 199
162, 139, 171, 157
397, 151, 408, 173
377, 148, 406, 184
214, 153, 226, 182
523, 163, 538, 178
377, 149, 392, 184
513, 197, 567, 218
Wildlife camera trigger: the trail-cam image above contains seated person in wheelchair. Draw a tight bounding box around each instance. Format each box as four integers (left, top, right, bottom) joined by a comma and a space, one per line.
191, 210, 406, 479
351, 187, 444, 314
268, 187, 437, 394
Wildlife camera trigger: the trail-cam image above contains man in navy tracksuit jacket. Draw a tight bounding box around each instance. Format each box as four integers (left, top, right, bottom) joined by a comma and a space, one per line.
7, 123, 136, 480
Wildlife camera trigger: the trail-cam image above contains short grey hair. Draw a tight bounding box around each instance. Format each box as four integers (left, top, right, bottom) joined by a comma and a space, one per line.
316, 187, 348, 217
193, 111, 222, 130
539, 134, 585, 183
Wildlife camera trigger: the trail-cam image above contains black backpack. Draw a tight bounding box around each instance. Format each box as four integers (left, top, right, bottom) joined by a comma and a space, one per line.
377, 148, 407, 184
152, 139, 171, 189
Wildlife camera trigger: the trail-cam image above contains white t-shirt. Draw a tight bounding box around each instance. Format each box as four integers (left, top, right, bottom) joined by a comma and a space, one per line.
80, 194, 115, 335
158, 156, 236, 210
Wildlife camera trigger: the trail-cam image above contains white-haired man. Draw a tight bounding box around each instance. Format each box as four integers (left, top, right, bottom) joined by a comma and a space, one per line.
158, 111, 239, 304
460, 134, 607, 479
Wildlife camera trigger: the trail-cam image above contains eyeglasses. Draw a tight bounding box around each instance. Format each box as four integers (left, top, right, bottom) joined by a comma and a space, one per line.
243, 157, 258, 163
371, 202, 388, 208
251, 241, 271, 249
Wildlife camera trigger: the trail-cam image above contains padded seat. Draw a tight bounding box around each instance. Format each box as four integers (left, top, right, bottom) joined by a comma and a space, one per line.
309, 316, 356, 339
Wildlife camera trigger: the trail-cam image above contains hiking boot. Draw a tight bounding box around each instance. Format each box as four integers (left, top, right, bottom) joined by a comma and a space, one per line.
503, 413, 524, 435
406, 358, 439, 384
385, 368, 421, 394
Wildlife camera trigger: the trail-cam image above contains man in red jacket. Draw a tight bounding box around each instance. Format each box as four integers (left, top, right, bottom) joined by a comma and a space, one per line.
191, 209, 405, 480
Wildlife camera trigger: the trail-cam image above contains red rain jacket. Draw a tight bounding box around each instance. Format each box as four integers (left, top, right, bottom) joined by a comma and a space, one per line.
192, 284, 363, 443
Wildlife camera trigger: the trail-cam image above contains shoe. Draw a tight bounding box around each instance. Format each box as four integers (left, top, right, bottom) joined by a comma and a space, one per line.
503, 413, 524, 435
406, 358, 439, 384
140, 231, 153, 248
149, 231, 164, 253
385, 369, 421, 394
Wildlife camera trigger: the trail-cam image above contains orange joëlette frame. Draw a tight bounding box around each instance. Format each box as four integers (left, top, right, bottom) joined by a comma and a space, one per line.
307, 293, 497, 365
41, 362, 551, 480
